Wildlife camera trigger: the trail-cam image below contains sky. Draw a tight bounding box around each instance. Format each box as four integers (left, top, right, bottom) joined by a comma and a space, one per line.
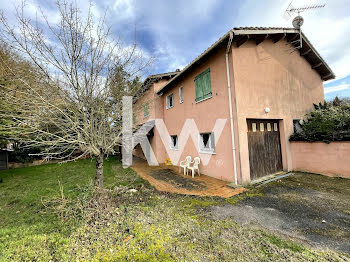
1, 0, 350, 100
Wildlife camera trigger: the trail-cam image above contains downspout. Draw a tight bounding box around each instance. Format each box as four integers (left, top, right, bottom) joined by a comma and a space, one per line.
225, 31, 238, 185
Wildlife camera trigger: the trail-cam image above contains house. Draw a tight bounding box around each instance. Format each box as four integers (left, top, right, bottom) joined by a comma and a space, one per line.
133, 27, 335, 185
0, 143, 13, 170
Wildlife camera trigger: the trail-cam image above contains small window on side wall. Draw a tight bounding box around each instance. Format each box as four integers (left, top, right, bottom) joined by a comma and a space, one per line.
166, 93, 174, 109
170, 135, 178, 149
293, 119, 303, 134
179, 87, 183, 103
144, 103, 149, 118
199, 132, 215, 153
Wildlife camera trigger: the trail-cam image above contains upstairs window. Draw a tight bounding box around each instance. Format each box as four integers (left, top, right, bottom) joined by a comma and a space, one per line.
179, 87, 183, 103
166, 93, 174, 109
144, 103, 149, 118
199, 132, 215, 153
195, 68, 212, 103
170, 135, 178, 149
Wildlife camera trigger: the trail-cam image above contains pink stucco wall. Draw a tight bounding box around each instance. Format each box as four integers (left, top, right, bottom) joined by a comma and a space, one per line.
291, 142, 350, 179
232, 39, 324, 183
133, 79, 169, 163
161, 43, 236, 182
133, 38, 325, 184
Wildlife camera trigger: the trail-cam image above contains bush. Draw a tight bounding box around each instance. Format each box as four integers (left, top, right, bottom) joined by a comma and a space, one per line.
290, 97, 350, 143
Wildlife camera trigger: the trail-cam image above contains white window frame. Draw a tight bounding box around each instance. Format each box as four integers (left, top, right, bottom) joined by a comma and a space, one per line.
198, 132, 215, 154
166, 93, 174, 109
179, 87, 183, 104
170, 135, 178, 150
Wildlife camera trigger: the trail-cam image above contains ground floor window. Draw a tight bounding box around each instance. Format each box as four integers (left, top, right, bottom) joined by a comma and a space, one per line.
199, 132, 215, 153
170, 135, 178, 149
293, 119, 303, 133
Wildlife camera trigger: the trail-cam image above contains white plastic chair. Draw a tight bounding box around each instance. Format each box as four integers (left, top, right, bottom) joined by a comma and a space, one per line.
187, 157, 200, 178
179, 156, 192, 175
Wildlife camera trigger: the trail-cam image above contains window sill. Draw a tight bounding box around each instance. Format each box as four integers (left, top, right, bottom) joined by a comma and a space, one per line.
170, 148, 179, 151
195, 95, 212, 104
199, 151, 216, 155
166, 105, 174, 110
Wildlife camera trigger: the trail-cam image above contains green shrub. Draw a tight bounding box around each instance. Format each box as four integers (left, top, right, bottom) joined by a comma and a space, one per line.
290, 97, 350, 143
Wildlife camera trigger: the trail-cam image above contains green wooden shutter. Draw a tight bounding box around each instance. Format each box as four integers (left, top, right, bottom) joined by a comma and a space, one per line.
144, 103, 149, 117
195, 69, 211, 102
195, 77, 203, 102
202, 70, 212, 99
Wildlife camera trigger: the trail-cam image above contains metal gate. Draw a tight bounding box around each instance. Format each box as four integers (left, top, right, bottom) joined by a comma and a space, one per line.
247, 119, 283, 180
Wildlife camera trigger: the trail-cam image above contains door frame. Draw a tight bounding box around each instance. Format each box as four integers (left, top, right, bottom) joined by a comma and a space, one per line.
246, 118, 283, 180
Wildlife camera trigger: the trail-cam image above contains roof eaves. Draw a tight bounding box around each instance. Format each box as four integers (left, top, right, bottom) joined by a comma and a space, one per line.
300, 32, 335, 80
157, 27, 335, 94
156, 31, 231, 94
232, 27, 298, 35
134, 70, 180, 102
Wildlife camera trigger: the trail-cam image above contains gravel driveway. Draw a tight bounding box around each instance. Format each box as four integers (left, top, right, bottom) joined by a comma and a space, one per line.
210, 173, 350, 254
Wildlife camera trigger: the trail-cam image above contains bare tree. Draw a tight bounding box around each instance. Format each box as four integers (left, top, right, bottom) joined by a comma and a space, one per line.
0, 0, 152, 187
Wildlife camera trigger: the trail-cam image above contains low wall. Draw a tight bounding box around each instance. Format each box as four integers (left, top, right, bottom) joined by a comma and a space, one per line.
290, 141, 350, 179
8, 159, 61, 169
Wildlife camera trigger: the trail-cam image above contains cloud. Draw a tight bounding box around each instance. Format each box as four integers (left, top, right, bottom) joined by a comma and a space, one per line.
324, 84, 350, 94
1, 0, 349, 82
103, 0, 227, 73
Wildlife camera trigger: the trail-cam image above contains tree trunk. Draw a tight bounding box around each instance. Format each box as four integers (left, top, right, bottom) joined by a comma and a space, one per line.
95, 153, 104, 188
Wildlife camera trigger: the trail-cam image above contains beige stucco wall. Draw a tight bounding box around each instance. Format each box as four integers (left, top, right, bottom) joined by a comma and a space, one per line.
232, 39, 324, 183
291, 142, 350, 179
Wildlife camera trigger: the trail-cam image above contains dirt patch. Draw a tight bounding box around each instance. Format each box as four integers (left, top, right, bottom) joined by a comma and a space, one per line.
149, 169, 207, 190
210, 173, 350, 254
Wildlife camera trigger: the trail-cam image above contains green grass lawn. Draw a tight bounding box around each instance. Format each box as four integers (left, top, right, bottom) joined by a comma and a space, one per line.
0, 157, 143, 261
0, 157, 349, 261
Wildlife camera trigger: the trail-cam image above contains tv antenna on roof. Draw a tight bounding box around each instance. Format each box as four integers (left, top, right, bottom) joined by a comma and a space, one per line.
283, 1, 325, 50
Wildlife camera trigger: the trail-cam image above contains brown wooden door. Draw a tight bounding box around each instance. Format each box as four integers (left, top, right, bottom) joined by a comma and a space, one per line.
247, 119, 283, 180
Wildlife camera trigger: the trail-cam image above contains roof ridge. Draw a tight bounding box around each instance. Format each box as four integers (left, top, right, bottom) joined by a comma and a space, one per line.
149, 70, 181, 78
156, 27, 335, 94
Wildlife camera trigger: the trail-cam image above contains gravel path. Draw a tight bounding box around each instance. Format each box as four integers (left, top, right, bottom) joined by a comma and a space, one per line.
210, 173, 350, 254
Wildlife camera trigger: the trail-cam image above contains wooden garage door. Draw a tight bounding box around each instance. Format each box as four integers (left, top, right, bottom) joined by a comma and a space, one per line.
247, 119, 283, 180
